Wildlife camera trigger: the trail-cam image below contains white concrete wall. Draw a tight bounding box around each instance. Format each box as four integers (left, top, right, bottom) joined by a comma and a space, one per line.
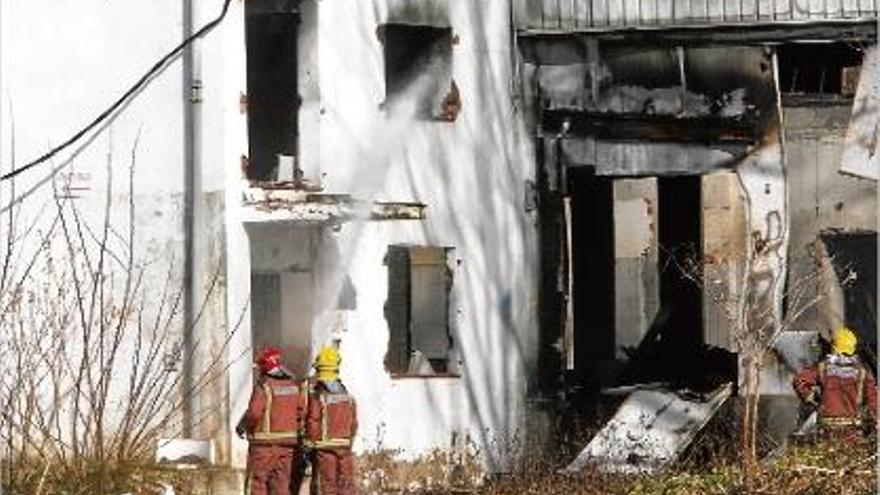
0, 0, 185, 214
317, 0, 538, 469
226, 0, 539, 471
0, 0, 539, 473
0, 0, 238, 461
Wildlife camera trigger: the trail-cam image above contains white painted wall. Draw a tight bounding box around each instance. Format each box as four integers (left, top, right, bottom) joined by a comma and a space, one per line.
225, 0, 539, 471
0, 0, 239, 462
316, 0, 538, 469
1, 0, 540, 474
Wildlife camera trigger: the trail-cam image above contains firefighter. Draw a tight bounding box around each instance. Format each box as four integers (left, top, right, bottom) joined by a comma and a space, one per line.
305, 346, 358, 495
236, 347, 308, 495
792, 327, 877, 441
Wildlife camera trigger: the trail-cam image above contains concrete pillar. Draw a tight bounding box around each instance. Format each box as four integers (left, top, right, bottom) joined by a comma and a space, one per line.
613, 178, 659, 358
297, 0, 320, 179
701, 171, 747, 351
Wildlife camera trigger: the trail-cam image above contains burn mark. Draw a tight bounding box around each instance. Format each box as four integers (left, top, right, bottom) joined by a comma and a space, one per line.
542, 109, 759, 144
438, 80, 461, 122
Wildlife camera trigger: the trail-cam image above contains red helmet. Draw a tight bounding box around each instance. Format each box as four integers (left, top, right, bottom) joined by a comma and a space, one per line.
256, 347, 283, 374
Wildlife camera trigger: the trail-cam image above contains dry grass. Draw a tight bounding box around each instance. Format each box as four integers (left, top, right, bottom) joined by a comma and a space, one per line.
2, 455, 196, 495
3, 437, 875, 494
358, 447, 484, 493
483, 438, 877, 495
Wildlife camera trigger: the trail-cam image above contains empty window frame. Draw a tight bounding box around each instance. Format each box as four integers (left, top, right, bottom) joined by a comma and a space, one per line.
245, 4, 299, 181
384, 245, 455, 376
777, 43, 864, 97
380, 24, 456, 121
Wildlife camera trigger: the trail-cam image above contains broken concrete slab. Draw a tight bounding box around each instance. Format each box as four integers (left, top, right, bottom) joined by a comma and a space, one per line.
563, 382, 732, 474
241, 188, 426, 224
156, 438, 215, 465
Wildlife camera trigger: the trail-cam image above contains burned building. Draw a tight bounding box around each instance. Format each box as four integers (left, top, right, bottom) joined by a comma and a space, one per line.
515, 0, 878, 468
0, 0, 876, 490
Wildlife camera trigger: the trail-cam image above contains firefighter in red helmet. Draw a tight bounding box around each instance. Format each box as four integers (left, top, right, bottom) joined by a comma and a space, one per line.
236, 347, 308, 495
305, 345, 358, 495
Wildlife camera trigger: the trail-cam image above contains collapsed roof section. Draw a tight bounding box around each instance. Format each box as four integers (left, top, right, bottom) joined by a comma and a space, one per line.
529, 43, 776, 176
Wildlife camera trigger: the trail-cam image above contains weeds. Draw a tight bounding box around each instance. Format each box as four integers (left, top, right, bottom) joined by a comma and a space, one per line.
4, 455, 195, 495
482, 438, 876, 495
0, 142, 237, 495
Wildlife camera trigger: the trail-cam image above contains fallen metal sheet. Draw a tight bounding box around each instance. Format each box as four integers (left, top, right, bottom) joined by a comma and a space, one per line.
792, 410, 818, 439
563, 382, 732, 474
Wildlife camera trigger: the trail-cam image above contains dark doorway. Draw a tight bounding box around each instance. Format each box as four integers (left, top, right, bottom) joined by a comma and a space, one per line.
569, 168, 616, 372
251, 272, 282, 350
819, 230, 878, 373
555, 167, 619, 439
246, 10, 299, 181
658, 176, 704, 350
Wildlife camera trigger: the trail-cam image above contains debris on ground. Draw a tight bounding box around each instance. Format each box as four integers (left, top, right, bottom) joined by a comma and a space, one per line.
563, 383, 733, 474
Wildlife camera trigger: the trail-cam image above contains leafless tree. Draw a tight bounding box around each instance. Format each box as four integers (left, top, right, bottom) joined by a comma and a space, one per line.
664, 239, 852, 468
0, 138, 245, 494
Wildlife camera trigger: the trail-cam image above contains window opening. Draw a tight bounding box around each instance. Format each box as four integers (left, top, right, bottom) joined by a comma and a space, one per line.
246, 6, 299, 181
384, 245, 456, 376
777, 43, 864, 97
380, 24, 454, 121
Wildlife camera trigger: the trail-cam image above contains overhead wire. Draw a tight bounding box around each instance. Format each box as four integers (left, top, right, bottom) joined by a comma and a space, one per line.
0, 0, 232, 182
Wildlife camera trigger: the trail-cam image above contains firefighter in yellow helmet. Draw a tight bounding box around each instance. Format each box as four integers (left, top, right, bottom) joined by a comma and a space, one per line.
305, 345, 358, 495
793, 327, 877, 441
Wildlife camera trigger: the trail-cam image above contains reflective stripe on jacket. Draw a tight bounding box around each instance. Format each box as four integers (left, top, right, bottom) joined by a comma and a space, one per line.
305, 381, 358, 449
239, 376, 307, 445
793, 354, 877, 427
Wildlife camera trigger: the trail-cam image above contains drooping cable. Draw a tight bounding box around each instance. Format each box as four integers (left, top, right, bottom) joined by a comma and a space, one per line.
0, 0, 232, 182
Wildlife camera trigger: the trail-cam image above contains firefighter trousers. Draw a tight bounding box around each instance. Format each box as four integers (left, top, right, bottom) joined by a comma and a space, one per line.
312, 449, 355, 495
247, 444, 301, 495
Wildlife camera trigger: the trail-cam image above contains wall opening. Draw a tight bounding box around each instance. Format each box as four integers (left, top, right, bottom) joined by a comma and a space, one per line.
777, 43, 864, 98
384, 245, 457, 377
818, 231, 878, 372
248, 225, 317, 378
251, 272, 282, 350
569, 169, 616, 371
246, 7, 299, 181
380, 23, 454, 120
657, 176, 704, 351
250, 270, 314, 377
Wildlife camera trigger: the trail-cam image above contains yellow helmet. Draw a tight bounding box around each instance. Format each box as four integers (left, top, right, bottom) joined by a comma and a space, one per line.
831, 326, 857, 356
314, 345, 341, 382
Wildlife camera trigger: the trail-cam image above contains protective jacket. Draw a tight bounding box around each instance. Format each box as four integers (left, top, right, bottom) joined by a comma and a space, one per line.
793, 354, 877, 431
238, 375, 307, 445
305, 380, 358, 449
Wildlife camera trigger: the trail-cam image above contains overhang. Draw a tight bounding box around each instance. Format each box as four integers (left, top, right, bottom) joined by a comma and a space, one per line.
241, 187, 426, 225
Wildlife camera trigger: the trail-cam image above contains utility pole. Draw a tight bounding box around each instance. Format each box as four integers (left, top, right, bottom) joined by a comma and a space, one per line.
182, 0, 203, 438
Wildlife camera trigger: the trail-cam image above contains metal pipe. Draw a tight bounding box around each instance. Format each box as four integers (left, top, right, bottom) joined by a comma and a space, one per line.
182, 0, 202, 438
